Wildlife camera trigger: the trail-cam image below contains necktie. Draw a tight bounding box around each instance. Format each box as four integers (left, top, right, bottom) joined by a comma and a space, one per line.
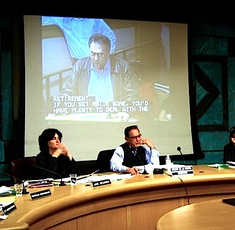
131, 148, 137, 156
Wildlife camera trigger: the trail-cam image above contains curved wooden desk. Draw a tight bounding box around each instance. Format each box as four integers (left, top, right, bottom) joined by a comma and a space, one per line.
156, 198, 235, 230
1, 165, 235, 230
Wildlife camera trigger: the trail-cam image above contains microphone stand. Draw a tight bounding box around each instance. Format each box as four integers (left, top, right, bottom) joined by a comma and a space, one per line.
2, 171, 29, 194
77, 169, 100, 181
142, 166, 148, 175
32, 164, 66, 186
22, 180, 29, 194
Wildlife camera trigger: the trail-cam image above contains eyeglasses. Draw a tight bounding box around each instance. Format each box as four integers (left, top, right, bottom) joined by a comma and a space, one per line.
90, 51, 105, 58
128, 134, 142, 139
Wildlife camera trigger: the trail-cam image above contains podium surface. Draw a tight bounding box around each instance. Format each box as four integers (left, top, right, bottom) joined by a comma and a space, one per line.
1, 165, 235, 230
156, 198, 235, 230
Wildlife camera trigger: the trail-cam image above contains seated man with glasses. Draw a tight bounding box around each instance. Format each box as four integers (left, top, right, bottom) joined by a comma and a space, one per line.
110, 125, 160, 175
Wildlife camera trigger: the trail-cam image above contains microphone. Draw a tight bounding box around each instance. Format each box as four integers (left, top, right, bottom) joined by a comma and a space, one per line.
142, 166, 148, 175
177, 146, 181, 153
77, 169, 100, 181
22, 180, 29, 194
32, 164, 66, 186
177, 146, 186, 165
2, 171, 29, 194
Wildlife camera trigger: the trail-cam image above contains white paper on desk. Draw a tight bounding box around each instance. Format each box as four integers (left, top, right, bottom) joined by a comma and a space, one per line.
208, 163, 224, 168
160, 163, 188, 169
52, 177, 72, 183
0, 186, 13, 196
25, 178, 54, 187
226, 161, 235, 168
208, 163, 232, 168
76, 174, 133, 184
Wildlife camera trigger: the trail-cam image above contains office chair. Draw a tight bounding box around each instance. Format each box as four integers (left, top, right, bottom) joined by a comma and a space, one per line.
96, 149, 115, 173
10, 156, 37, 184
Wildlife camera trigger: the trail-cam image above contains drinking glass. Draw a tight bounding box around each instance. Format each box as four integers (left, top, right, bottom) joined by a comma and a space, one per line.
69, 174, 77, 186
14, 183, 23, 196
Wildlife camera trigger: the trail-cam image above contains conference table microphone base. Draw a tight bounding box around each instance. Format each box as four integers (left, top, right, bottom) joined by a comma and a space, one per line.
22, 188, 29, 194
59, 181, 66, 186
142, 167, 149, 174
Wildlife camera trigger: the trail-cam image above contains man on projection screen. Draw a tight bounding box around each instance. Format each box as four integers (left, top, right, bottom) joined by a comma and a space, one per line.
61, 33, 138, 101
60, 33, 139, 120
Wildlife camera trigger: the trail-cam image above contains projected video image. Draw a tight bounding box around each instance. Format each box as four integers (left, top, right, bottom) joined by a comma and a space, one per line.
42, 17, 172, 123
25, 15, 193, 160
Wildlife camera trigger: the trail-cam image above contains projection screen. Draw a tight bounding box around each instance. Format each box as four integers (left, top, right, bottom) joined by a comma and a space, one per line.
24, 15, 198, 161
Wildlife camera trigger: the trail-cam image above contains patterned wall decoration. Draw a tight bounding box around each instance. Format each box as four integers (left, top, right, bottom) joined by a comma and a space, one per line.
194, 55, 228, 131
192, 19, 235, 163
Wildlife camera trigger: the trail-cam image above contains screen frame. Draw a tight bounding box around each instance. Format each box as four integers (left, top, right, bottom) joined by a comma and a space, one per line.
17, 12, 204, 163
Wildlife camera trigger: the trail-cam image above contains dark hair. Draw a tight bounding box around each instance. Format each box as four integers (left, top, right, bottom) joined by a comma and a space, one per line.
88, 33, 111, 52
38, 128, 62, 152
230, 126, 235, 140
124, 125, 139, 137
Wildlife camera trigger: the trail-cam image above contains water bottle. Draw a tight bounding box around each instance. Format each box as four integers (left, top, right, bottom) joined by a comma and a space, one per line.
165, 155, 172, 170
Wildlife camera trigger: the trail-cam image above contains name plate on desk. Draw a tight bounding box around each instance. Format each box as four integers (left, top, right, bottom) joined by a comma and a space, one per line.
30, 189, 51, 200
167, 165, 194, 177
2, 202, 16, 215
92, 179, 111, 187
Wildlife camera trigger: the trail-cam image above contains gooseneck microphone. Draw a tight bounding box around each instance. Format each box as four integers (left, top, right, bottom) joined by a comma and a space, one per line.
177, 146, 186, 165
77, 169, 100, 181
177, 146, 182, 153
22, 180, 29, 194
32, 164, 66, 186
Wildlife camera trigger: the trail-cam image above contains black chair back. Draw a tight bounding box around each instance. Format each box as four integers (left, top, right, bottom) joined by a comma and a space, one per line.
96, 149, 115, 173
10, 156, 37, 184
